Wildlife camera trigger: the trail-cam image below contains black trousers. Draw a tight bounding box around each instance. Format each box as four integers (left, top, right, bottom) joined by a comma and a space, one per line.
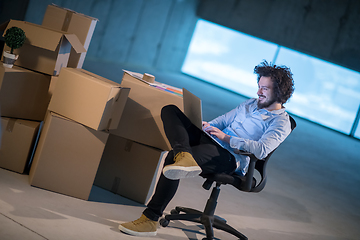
143, 105, 236, 221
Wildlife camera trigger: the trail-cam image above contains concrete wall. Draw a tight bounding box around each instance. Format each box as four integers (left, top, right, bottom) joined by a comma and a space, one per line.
23, 0, 199, 72
2, 0, 359, 73
197, 0, 360, 73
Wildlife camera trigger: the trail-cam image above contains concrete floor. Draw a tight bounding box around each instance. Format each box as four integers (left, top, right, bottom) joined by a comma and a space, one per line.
0, 59, 360, 240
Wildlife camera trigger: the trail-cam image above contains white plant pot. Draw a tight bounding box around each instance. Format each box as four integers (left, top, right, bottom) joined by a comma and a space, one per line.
3, 51, 19, 68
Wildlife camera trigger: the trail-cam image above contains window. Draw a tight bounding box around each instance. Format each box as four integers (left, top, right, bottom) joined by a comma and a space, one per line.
182, 19, 278, 98
182, 19, 360, 137
276, 48, 360, 134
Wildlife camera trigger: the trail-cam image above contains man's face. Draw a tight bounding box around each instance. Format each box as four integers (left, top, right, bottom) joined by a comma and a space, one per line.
257, 76, 277, 110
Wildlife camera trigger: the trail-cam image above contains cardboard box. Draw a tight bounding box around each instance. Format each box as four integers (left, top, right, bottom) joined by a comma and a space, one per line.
94, 134, 167, 204
0, 117, 40, 174
110, 71, 183, 151
42, 4, 98, 68
48, 68, 130, 131
0, 20, 86, 75
0, 65, 51, 121
29, 112, 109, 200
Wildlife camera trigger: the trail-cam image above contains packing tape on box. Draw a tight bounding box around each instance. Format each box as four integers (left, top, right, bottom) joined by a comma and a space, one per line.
142, 73, 155, 83
6, 118, 16, 133
62, 11, 73, 31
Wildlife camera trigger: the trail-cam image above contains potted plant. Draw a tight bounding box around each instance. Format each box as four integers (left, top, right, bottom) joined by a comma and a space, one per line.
3, 26, 26, 68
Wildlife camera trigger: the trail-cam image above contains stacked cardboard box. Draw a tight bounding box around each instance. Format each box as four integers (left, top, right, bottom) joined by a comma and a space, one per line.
0, 5, 129, 201
41, 4, 98, 69
0, 65, 51, 121
110, 70, 184, 151
29, 68, 130, 200
94, 134, 168, 204
94, 70, 183, 204
1, 20, 85, 76
0, 5, 91, 175
0, 60, 51, 174
1, 4, 185, 204
0, 117, 41, 174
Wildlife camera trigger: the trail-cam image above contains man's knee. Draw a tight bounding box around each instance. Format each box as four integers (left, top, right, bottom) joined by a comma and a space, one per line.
161, 104, 180, 119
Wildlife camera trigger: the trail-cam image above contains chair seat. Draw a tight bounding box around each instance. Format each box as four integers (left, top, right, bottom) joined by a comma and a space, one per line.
201, 172, 256, 191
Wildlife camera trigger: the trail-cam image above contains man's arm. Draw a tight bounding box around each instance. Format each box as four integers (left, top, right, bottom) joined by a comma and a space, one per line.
229, 116, 291, 159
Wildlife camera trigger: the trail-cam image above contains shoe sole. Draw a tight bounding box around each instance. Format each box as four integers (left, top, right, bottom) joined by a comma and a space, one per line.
118, 224, 157, 237
163, 166, 202, 180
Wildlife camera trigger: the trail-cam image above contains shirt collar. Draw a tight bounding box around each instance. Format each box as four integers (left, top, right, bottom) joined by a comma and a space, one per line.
254, 103, 286, 120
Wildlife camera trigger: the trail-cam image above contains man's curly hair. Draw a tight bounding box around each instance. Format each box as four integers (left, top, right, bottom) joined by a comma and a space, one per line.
254, 60, 295, 104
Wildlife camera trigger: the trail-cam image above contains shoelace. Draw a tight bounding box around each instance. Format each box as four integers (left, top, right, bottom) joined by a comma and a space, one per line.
132, 216, 151, 225
174, 152, 185, 162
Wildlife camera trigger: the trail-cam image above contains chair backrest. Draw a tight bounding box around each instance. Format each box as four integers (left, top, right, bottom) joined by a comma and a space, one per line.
242, 115, 297, 192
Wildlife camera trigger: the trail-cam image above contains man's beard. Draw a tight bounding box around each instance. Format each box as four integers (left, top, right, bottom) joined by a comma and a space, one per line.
257, 95, 276, 109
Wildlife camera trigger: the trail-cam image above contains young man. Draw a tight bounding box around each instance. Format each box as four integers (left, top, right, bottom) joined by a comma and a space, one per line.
119, 61, 295, 237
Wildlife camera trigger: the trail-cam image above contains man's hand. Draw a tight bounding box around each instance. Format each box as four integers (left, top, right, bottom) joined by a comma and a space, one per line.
202, 121, 211, 129
202, 122, 230, 143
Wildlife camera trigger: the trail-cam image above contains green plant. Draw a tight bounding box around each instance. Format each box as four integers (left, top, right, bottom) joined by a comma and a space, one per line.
4, 26, 26, 54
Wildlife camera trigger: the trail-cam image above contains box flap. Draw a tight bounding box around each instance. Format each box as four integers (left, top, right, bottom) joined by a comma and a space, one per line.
0, 20, 10, 32
3, 20, 86, 52
62, 68, 121, 87
64, 34, 86, 53
50, 3, 99, 21
3, 20, 63, 51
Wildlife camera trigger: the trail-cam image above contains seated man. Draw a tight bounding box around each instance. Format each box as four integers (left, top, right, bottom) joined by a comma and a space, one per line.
119, 60, 295, 237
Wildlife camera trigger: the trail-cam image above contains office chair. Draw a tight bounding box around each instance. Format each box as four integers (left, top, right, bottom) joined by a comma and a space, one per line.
159, 116, 296, 240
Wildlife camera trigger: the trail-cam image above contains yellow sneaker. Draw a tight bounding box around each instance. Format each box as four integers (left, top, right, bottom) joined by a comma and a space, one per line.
162, 152, 201, 180
118, 214, 158, 236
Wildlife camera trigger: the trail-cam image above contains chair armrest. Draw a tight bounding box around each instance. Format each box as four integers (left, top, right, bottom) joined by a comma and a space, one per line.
241, 155, 258, 191
236, 150, 253, 156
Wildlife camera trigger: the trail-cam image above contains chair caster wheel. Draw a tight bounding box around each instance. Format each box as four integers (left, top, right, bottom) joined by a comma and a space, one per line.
159, 218, 169, 227
170, 209, 179, 215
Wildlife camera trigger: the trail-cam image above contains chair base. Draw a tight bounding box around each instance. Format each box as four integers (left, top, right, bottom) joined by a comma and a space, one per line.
160, 206, 248, 240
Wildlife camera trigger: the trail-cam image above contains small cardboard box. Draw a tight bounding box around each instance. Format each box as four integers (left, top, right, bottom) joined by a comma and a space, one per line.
94, 134, 167, 204
0, 65, 51, 121
0, 117, 40, 174
29, 111, 109, 200
42, 4, 98, 68
48, 68, 130, 131
110, 70, 183, 151
0, 20, 86, 76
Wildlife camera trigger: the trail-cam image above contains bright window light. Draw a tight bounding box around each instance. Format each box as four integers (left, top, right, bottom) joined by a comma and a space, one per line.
182, 19, 278, 98
276, 48, 360, 134
182, 19, 360, 137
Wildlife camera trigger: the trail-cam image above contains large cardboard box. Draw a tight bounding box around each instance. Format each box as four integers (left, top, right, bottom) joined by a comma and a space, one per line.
29, 112, 109, 200
0, 65, 51, 121
94, 134, 167, 204
42, 4, 98, 69
48, 68, 130, 131
0, 117, 40, 174
110, 71, 183, 151
0, 20, 85, 76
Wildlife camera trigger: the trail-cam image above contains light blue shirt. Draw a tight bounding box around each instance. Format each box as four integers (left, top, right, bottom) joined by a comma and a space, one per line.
208, 98, 291, 175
